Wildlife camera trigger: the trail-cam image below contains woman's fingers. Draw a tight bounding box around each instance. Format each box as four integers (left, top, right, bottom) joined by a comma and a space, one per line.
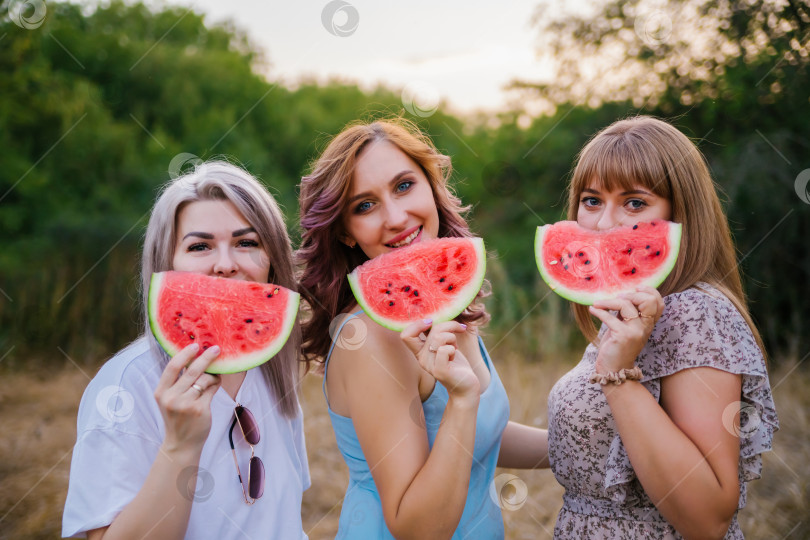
588, 306, 625, 333
176, 346, 221, 391
591, 297, 639, 321
401, 319, 435, 356
155, 343, 200, 395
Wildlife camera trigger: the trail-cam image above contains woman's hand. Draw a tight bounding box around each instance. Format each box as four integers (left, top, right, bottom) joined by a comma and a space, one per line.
400, 320, 480, 401
588, 286, 665, 373
153, 343, 223, 455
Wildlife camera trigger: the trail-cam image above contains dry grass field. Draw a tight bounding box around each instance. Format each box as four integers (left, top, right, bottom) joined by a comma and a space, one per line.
1, 350, 807, 539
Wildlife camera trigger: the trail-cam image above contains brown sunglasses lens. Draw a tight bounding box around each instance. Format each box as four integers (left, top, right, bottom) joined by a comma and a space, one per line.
235, 405, 260, 445
249, 456, 265, 499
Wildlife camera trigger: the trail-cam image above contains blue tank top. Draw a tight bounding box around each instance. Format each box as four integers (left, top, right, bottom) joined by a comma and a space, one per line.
323, 311, 510, 539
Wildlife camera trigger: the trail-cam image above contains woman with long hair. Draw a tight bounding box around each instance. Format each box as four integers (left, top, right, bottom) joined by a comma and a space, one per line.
297, 119, 548, 539
546, 116, 778, 538
63, 161, 309, 539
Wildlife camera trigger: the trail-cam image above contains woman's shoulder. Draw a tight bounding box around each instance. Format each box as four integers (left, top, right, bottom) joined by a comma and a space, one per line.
658, 281, 745, 330
77, 336, 163, 432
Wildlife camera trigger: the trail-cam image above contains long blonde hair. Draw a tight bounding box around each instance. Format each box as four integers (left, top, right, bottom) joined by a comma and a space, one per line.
567, 116, 766, 357
141, 160, 302, 417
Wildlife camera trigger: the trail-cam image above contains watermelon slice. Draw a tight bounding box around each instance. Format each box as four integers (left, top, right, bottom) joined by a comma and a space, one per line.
535, 220, 681, 305
347, 237, 486, 331
148, 271, 299, 374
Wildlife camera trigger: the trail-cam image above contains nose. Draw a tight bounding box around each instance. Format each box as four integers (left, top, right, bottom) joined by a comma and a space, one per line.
595, 205, 622, 231
213, 248, 238, 277
383, 199, 409, 229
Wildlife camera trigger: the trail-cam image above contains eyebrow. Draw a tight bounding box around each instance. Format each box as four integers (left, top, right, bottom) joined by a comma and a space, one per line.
582, 188, 652, 196
347, 170, 413, 205
182, 227, 256, 241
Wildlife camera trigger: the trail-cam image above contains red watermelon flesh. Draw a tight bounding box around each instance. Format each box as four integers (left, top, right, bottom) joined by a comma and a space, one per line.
535, 220, 681, 305
148, 271, 299, 374
347, 237, 486, 331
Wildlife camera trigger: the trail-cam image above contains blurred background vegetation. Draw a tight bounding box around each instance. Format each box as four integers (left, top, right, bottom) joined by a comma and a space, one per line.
0, 0, 807, 365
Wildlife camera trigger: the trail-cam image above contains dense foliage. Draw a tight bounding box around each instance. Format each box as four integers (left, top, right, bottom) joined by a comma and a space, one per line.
1, 0, 806, 365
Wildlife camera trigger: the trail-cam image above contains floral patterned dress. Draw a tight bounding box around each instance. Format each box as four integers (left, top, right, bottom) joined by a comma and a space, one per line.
547, 282, 778, 539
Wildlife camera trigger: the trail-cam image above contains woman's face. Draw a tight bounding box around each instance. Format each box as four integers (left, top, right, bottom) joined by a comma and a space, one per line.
172, 199, 270, 282
343, 139, 441, 260
576, 181, 672, 230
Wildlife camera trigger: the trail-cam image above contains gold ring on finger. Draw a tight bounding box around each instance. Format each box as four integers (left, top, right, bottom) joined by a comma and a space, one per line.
191, 383, 204, 394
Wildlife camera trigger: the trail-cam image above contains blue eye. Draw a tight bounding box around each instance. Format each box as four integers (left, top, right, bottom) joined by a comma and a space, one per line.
355, 201, 372, 213
187, 243, 209, 252
237, 239, 260, 248
396, 181, 413, 193
627, 199, 647, 210
581, 197, 600, 207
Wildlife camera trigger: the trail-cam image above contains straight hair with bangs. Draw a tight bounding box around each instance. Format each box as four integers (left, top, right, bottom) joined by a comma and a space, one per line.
141, 160, 302, 418
297, 118, 489, 367
567, 116, 766, 358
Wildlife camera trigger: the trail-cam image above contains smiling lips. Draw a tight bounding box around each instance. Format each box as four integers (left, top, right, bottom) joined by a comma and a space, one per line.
385, 226, 423, 249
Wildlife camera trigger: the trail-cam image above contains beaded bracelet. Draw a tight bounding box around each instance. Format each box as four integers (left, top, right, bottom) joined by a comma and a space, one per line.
589, 366, 643, 386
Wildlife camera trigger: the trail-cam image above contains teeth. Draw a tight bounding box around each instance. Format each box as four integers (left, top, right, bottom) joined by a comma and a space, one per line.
389, 228, 420, 248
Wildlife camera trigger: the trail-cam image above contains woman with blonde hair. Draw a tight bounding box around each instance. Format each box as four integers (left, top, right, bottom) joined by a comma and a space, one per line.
63, 161, 310, 539
297, 119, 549, 539
545, 116, 778, 538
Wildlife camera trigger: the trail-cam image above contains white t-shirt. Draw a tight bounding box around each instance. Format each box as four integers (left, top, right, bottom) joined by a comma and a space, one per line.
62, 337, 310, 539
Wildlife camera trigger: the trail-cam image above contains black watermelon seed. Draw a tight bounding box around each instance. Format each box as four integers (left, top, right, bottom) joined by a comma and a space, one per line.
646, 245, 650, 249
585, 277, 592, 281
388, 282, 392, 287
627, 248, 632, 254
568, 253, 572, 258
403, 286, 410, 292
631, 268, 636, 274
633, 224, 638, 230
448, 285, 454, 291
176, 312, 182, 317
564, 265, 568, 270
255, 329, 260, 335
439, 277, 445, 283
386, 290, 391, 294
413, 290, 419, 297
266, 293, 273, 298
389, 301, 394, 306
656, 251, 660, 256
189, 334, 195, 340
245, 318, 253, 323
585, 260, 590, 265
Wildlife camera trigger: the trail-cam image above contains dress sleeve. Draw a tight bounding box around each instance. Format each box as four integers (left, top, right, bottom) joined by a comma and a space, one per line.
602, 285, 779, 508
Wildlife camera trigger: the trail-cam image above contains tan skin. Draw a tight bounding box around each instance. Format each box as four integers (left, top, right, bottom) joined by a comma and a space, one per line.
580, 184, 742, 539
87, 200, 272, 539
327, 140, 548, 539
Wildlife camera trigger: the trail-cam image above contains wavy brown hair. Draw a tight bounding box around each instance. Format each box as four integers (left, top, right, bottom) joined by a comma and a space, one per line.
567, 116, 766, 357
297, 118, 489, 367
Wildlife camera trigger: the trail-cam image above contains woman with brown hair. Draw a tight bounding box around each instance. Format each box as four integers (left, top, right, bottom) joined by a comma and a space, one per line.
546, 116, 778, 538
297, 119, 548, 539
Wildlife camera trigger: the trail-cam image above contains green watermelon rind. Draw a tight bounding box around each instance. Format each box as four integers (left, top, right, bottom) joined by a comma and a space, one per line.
534, 222, 682, 305
347, 237, 487, 332
148, 272, 300, 374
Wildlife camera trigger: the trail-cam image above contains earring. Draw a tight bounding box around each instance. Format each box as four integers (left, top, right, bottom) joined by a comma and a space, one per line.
348, 240, 357, 248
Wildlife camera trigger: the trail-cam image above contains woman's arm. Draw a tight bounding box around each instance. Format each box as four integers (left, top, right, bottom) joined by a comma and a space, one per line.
498, 422, 550, 469
330, 319, 479, 540
590, 289, 741, 540
87, 344, 222, 540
